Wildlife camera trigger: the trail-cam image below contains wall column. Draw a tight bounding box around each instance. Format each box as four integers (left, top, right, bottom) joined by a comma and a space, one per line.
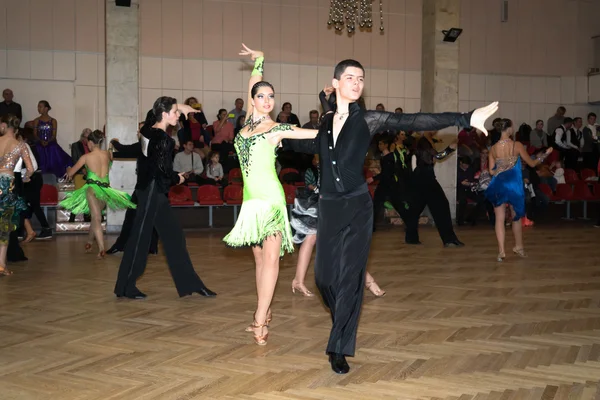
421, 0, 460, 220
105, 0, 139, 232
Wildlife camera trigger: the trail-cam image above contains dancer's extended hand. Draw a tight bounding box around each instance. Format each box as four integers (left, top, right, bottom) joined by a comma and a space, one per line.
178, 104, 197, 119
470, 102, 499, 136
324, 86, 335, 96
239, 43, 263, 60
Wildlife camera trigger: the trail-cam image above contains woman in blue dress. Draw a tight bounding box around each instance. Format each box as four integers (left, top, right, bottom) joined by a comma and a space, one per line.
486, 119, 552, 261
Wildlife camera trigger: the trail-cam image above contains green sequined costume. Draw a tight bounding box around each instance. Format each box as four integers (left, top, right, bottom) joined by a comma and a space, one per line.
60, 169, 136, 215
223, 123, 294, 256
0, 174, 27, 244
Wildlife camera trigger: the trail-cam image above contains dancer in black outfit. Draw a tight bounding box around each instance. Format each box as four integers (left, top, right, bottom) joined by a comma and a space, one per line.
106, 120, 158, 255
114, 97, 215, 299
275, 59, 498, 374
412, 132, 463, 247
320, 91, 421, 244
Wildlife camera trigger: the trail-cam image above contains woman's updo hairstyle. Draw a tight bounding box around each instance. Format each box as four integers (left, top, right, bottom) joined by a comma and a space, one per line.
0, 114, 20, 133
88, 130, 104, 145
500, 118, 513, 132
39, 100, 51, 111
251, 81, 275, 98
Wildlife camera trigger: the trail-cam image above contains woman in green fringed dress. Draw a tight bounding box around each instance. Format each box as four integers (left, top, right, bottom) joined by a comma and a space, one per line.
61, 131, 136, 259
223, 44, 318, 346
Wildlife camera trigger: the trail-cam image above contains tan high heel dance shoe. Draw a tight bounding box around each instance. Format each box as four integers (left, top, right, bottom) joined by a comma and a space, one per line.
245, 309, 272, 332
248, 320, 269, 346
512, 247, 527, 258
291, 280, 314, 297
366, 279, 386, 297
497, 251, 506, 262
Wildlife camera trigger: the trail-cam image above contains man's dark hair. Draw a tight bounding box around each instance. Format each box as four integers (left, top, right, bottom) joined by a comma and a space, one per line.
558, 106, 566, 112
184, 139, 194, 146
563, 117, 573, 124
152, 96, 177, 122
574, 117, 582, 124
333, 59, 365, 80
588, 112, 596, 120
309, 109, 319, 116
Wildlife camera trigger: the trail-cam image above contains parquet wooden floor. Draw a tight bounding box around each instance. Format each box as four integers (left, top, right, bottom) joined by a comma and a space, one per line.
1, 224, 600, 400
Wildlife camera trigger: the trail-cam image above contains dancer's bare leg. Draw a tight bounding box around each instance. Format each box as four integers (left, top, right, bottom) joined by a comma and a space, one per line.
0, 244, 11, 275
86, 189, 106, 258
494, 205, 506, 260
248, 234, 282, 344
292, 234, 316, 296
22, 219, 36, 243
510, 205, 525, 256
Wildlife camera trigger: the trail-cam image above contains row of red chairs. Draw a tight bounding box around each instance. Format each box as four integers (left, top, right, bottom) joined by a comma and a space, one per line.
538, 181, 600, 219
169, 184, 300, 206
563, 168, 597, 184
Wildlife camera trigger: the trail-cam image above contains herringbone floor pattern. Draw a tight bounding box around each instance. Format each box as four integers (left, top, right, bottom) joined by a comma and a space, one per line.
1, 225, 600, 400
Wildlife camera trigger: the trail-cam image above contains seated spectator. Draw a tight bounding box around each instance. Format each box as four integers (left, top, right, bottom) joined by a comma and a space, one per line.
211, 108, 235, 170
276, 102, 300, 126
179, 97, 209, 154
302, 110, 320, 130
174, 140, 213, 185
535, 149, 557, 192
234, 115, 246, 137
553, 160, 565, 184
206, 151, 225, 185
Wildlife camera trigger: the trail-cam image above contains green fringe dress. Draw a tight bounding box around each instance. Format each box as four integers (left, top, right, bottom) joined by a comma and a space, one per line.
223, 124, 294, 256
60, 169, 136, 215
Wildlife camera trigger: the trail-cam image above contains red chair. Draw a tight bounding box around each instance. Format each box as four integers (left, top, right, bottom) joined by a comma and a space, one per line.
538, 183, 557, 202
224, 185, 243, 223
223, 185, 243, 205
283, 184, 296, 205
592, 183, 600, 200
580, 168, 596, 181
197, 185, 224, 227
168, 186, 195, 206
228, 168, 243, 185
197, 185, 223, 206
572, 181, 595, 219
41, 184, 58, 222
554, 183, 575, 219
41, 184, 58, 206
564, 168, 579, 184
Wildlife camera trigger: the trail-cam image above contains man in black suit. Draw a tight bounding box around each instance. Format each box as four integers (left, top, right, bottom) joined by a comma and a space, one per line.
106, 117, 158, 255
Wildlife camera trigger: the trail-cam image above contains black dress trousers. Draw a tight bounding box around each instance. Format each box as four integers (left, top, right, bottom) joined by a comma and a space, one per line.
114, 180, 207, 297
315, 191, 373, 357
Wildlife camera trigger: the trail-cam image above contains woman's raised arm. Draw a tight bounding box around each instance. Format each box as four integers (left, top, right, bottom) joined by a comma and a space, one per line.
239, 44, 264, 118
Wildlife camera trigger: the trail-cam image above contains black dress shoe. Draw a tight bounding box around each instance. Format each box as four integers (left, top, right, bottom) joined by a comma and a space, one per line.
329, 353, 350, 374
116, 290, 147, 299
106, 247, 122, 255
444, 240, 465, 248
193, 287, 217, 297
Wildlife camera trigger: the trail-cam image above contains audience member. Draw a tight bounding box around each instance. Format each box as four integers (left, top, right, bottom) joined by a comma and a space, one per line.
0, 89, 22, 121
